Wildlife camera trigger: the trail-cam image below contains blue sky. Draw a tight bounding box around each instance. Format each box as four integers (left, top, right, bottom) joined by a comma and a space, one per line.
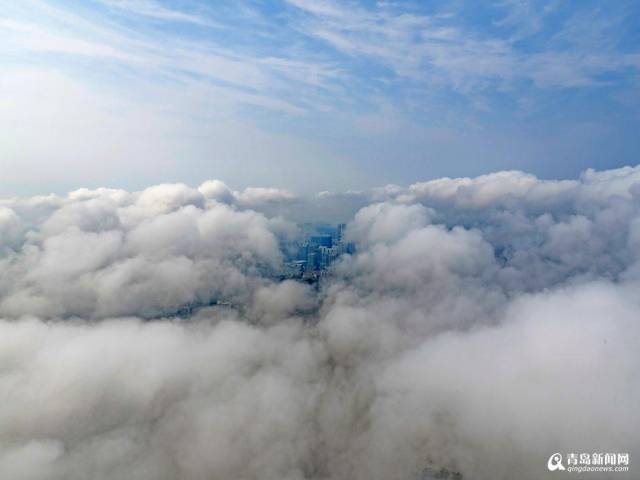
1, 0, 639, 195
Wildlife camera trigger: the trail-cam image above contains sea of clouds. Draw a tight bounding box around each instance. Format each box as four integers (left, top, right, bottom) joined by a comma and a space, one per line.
1, 166, 639, 480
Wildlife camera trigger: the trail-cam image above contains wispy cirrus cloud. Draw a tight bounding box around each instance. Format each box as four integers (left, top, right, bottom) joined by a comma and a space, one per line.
0, 1, 341, 115
0, 18, 144, 62
97, 0, 215, 26
284, 0, 640, 94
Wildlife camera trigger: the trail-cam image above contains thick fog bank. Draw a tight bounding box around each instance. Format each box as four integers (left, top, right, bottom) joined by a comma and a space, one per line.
1, 166, 639, 479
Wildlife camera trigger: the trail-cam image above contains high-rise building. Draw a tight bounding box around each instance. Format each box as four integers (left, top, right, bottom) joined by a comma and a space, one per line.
310, 235, 332, 248
285, 223, 355, 277
306, 250, 318, 271
297, 242, 309, 262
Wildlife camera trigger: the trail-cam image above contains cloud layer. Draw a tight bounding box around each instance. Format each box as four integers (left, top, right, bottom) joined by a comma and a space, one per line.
1, 166, 639, 479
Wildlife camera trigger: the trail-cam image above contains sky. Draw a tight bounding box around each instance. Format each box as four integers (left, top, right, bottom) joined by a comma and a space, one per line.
1, 0, 639, 196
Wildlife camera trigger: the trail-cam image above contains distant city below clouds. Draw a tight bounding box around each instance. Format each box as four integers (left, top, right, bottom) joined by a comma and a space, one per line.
1, 0, 639, 195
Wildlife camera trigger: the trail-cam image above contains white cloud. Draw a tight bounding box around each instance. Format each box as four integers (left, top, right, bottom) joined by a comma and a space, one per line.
285, 0, 640, 95
0, 182, 286, 319
99, 0, 215, 26
1, 166, 640, 478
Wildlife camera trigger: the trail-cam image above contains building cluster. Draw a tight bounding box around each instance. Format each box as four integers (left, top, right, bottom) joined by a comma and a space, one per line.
282, 223, 355, 281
